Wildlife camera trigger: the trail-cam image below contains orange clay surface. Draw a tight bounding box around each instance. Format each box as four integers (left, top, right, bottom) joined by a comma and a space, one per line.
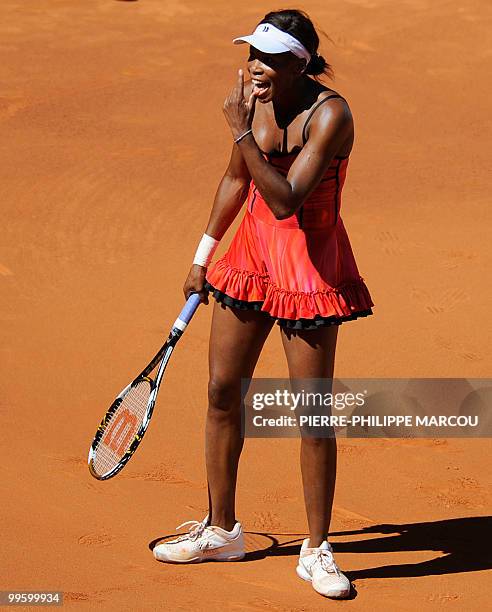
1, 0, 491, 609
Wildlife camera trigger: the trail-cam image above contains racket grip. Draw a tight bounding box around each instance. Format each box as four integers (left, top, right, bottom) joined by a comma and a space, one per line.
173, 292, 201, 331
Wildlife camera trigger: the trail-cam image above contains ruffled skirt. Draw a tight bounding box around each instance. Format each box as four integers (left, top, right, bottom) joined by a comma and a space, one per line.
205, 210, 374, 330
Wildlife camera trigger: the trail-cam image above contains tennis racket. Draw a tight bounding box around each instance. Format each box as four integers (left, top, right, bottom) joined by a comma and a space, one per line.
88, 292, 202, 480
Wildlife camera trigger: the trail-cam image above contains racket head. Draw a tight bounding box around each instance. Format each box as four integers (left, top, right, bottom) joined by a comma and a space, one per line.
88, 376, 156, 480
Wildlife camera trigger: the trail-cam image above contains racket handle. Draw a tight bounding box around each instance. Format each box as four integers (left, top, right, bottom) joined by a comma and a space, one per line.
173, 292, 201, 332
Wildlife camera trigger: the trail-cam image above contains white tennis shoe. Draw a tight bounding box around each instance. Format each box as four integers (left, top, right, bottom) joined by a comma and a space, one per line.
296, 538, 351, 598
153, 515, 245, 563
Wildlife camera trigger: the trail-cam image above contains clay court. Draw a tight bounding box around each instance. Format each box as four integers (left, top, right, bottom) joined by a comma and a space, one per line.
1, 0, 491, 609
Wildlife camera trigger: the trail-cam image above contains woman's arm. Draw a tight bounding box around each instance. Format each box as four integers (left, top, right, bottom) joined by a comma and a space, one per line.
203, 140, 251, 239
237, 100, 351, 219
183, 137, 251, 302
224, 71, 352, 220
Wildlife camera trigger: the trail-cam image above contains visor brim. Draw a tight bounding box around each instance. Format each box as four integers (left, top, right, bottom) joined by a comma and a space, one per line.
233, 34, 291, 55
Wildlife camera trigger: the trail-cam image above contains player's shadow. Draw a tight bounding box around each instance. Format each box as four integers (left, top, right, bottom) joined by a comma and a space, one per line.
149, 516, 491, 579
266, 516, 492, 580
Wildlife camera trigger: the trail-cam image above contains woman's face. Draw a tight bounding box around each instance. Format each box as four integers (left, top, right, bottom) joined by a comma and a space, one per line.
247, 45, 304, 103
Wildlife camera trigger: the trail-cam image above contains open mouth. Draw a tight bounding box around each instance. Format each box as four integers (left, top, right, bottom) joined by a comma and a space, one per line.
251, 79, 271, 98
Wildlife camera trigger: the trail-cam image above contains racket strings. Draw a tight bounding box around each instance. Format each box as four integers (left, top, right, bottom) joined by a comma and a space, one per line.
92, 379, 152, 476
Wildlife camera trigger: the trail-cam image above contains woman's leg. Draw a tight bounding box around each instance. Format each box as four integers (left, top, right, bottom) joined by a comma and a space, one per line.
206, 302, 274, 531
280, 325, 339, 547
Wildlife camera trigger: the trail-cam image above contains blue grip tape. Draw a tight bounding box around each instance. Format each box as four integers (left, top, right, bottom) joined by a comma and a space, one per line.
178, 292, 201, 324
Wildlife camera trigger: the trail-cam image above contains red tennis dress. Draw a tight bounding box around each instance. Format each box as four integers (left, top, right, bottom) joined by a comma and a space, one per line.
205, 94, 375, 330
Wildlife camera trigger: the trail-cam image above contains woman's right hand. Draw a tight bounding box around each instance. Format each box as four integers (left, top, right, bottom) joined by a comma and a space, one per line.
183, 264, 209, 305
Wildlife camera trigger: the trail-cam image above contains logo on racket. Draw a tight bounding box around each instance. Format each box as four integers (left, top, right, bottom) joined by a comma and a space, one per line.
103, 408, 138, 455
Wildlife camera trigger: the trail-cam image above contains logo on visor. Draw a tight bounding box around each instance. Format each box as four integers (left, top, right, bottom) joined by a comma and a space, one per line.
262, 26, 269, 32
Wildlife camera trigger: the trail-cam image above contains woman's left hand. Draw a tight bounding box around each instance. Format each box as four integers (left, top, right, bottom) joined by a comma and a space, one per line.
223, 69, 257, 140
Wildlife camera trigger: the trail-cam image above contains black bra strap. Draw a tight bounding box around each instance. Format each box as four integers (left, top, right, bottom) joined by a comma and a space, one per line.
302, 94, 344, 144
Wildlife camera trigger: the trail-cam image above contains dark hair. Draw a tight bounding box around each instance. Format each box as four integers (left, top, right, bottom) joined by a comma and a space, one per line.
259, 9, 334, 81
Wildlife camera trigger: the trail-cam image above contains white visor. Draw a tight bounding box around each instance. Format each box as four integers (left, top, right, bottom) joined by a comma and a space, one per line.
233, 23, 311, 65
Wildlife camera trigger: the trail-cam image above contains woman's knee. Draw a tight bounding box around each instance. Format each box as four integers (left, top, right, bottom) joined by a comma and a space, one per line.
208, 377, 241, 413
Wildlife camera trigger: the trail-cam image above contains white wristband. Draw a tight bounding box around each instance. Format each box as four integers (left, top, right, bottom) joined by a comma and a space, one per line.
193, 233, 220, 267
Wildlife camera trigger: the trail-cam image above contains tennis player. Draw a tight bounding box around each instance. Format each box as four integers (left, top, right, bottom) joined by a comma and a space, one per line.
153, 9, 374, 599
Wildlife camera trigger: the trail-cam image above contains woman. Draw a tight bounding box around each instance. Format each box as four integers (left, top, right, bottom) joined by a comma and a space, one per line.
153, 9, 374, 600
